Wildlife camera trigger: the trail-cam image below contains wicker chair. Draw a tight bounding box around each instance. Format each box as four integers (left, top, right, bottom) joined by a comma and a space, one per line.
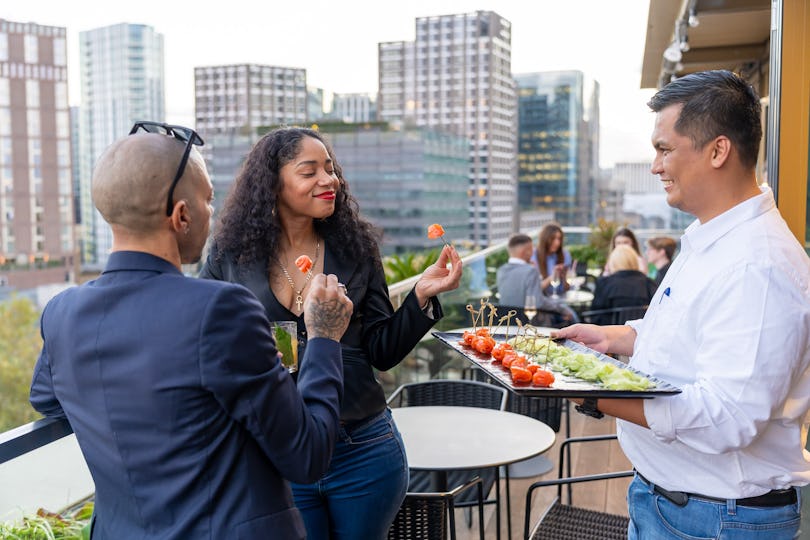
387, 380, 508, 539
387, 476, 485, 540
523, 435, 633, 540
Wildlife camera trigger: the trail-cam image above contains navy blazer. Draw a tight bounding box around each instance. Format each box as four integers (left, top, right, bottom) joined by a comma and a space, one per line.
30, 251, 344, 539
200, 241, 442, 424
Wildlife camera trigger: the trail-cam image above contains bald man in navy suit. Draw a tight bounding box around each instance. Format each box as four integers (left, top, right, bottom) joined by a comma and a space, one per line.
30, 123, 353, 539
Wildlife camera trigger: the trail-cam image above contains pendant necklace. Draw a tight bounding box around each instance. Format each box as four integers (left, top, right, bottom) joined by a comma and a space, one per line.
277, 240, 320, 311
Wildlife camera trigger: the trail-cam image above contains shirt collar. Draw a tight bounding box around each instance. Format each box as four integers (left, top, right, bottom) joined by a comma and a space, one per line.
103, 250, 184, 276
681, 184, 775, 254
508, 257, 529, 265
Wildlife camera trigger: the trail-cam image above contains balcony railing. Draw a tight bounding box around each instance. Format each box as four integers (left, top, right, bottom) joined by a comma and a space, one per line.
0, 226, 683, 523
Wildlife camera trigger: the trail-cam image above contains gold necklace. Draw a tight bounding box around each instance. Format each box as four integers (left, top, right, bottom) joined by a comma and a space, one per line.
277, 240, 320, 311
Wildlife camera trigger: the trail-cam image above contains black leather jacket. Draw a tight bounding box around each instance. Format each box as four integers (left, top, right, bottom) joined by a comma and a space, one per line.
199, 241, 442, 423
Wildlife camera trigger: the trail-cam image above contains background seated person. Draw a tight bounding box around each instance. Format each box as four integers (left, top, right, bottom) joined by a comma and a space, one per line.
590, 245, 656, 325
532, 222, 571, 297
603, 227, 647, 276
497, 233, 577, 327
645, 236, 677, 288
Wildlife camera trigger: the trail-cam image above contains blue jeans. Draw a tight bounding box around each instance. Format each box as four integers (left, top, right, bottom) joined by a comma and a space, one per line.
627, 475, 801, 539
291, 408, 409, 540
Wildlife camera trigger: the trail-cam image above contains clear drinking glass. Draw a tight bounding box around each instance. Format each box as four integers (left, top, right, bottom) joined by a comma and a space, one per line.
524, 294, 538, 324
549, 274, 561, 298
271, 321, 299, 373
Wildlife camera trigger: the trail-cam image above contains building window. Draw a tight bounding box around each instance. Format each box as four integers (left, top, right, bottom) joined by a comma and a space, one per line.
0, 33, 7, 62
53, 38, 66, 66
27, 109, 40, 136
26, 80, 39, 108
24, 35, 38, 64
0, 78, 8, 107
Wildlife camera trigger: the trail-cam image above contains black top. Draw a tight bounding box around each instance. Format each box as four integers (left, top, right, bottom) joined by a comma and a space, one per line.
591, 270, 657, 325
200, 241, 442, 423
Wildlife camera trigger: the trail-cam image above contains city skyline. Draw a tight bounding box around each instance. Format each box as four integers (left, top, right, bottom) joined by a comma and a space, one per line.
3, 0, 657, 168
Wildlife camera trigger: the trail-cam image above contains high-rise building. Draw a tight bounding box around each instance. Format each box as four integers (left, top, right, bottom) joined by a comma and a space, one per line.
330, 93, 376, 123
515, 71, 600, 227
79, 23, 164, 268
0, 19, 75, 289
308, 86, 325, 122
326, 125, 469, 255
378, 11, 517, 247
194, 64, 307, 142
194, 64, 308, 195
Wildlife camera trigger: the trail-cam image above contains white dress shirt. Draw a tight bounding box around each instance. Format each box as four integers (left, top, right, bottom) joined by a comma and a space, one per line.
620, 186, 810, 498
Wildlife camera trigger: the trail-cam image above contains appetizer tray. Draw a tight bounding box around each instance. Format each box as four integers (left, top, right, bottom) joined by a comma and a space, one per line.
432, 331, 681, 398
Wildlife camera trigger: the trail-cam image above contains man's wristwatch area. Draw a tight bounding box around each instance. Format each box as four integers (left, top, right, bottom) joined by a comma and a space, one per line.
575, 397, 604, 419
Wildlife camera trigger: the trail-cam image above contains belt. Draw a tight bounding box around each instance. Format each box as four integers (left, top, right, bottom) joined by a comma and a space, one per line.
636, 471, 797, 508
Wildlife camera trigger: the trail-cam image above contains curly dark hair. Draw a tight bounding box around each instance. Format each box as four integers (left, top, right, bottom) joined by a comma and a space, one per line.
213, 127, 380, 269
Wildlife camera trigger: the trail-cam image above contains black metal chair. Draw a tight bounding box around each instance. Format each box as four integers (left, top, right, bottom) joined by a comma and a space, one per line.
523, 435, 633, 540
581, 305, 649, 326
387, 476, 485, 540
387, 380, 509, 539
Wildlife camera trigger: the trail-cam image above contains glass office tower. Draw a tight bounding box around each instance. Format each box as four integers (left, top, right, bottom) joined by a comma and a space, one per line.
515, 71, 600, 227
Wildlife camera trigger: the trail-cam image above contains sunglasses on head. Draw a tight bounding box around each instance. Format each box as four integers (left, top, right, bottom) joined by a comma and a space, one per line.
129, 121, 205, 216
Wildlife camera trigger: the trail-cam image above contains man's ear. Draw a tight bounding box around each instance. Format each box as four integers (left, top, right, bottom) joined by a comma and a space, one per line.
168, 200, 190, 236
709, 136, 732, 168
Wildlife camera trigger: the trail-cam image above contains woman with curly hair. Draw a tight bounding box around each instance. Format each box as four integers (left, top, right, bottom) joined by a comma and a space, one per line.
199, 126, 462, 539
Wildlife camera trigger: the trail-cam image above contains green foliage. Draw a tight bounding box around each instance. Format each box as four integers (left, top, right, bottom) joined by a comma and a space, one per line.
0, 502, 93, 540
383, 249, 440, 284
0, 296, 43, 432
586, 219, 625, 269
484, 249, 509, 292
568, 244, 601, 270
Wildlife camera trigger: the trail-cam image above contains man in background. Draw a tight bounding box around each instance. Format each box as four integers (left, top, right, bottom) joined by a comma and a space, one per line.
30, 123, 353, 539
497, 233, 576, 326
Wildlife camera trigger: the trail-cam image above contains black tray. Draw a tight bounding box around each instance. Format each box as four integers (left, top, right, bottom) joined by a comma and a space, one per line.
432, 331, 681, 398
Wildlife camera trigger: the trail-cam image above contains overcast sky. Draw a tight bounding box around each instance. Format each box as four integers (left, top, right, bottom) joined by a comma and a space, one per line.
5, 0, 658, 168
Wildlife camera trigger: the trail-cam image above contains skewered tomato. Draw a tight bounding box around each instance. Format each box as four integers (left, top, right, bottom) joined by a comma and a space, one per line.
490, 342, 512, 362
501, 350, 518, 368
532, 369, 555, 387
460, 331, 473, 346
295, 255, 313, 273
473, 335, 495, 354
510, 366, 533, 384
427, 223, 445, 239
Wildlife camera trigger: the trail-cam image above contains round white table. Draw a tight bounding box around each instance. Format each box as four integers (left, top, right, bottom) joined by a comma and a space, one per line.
564, 289, 594, 305
392, 406, 556, 472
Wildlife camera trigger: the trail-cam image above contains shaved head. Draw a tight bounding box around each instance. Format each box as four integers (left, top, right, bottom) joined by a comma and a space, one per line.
92, 133, 200, 232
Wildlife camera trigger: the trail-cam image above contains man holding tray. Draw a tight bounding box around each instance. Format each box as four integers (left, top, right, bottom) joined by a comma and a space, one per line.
555, 70, 810, 539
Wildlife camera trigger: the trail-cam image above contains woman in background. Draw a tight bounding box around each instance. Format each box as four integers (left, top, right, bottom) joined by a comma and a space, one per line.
603, 227, 647, 276
645, 236, 678, 287
591, 244, 657, 325
200, 127, 462, 539
533, 222, 571, 296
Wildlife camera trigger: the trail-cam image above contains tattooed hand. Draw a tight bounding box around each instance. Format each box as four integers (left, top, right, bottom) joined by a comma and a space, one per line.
304, 274, 353, 341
